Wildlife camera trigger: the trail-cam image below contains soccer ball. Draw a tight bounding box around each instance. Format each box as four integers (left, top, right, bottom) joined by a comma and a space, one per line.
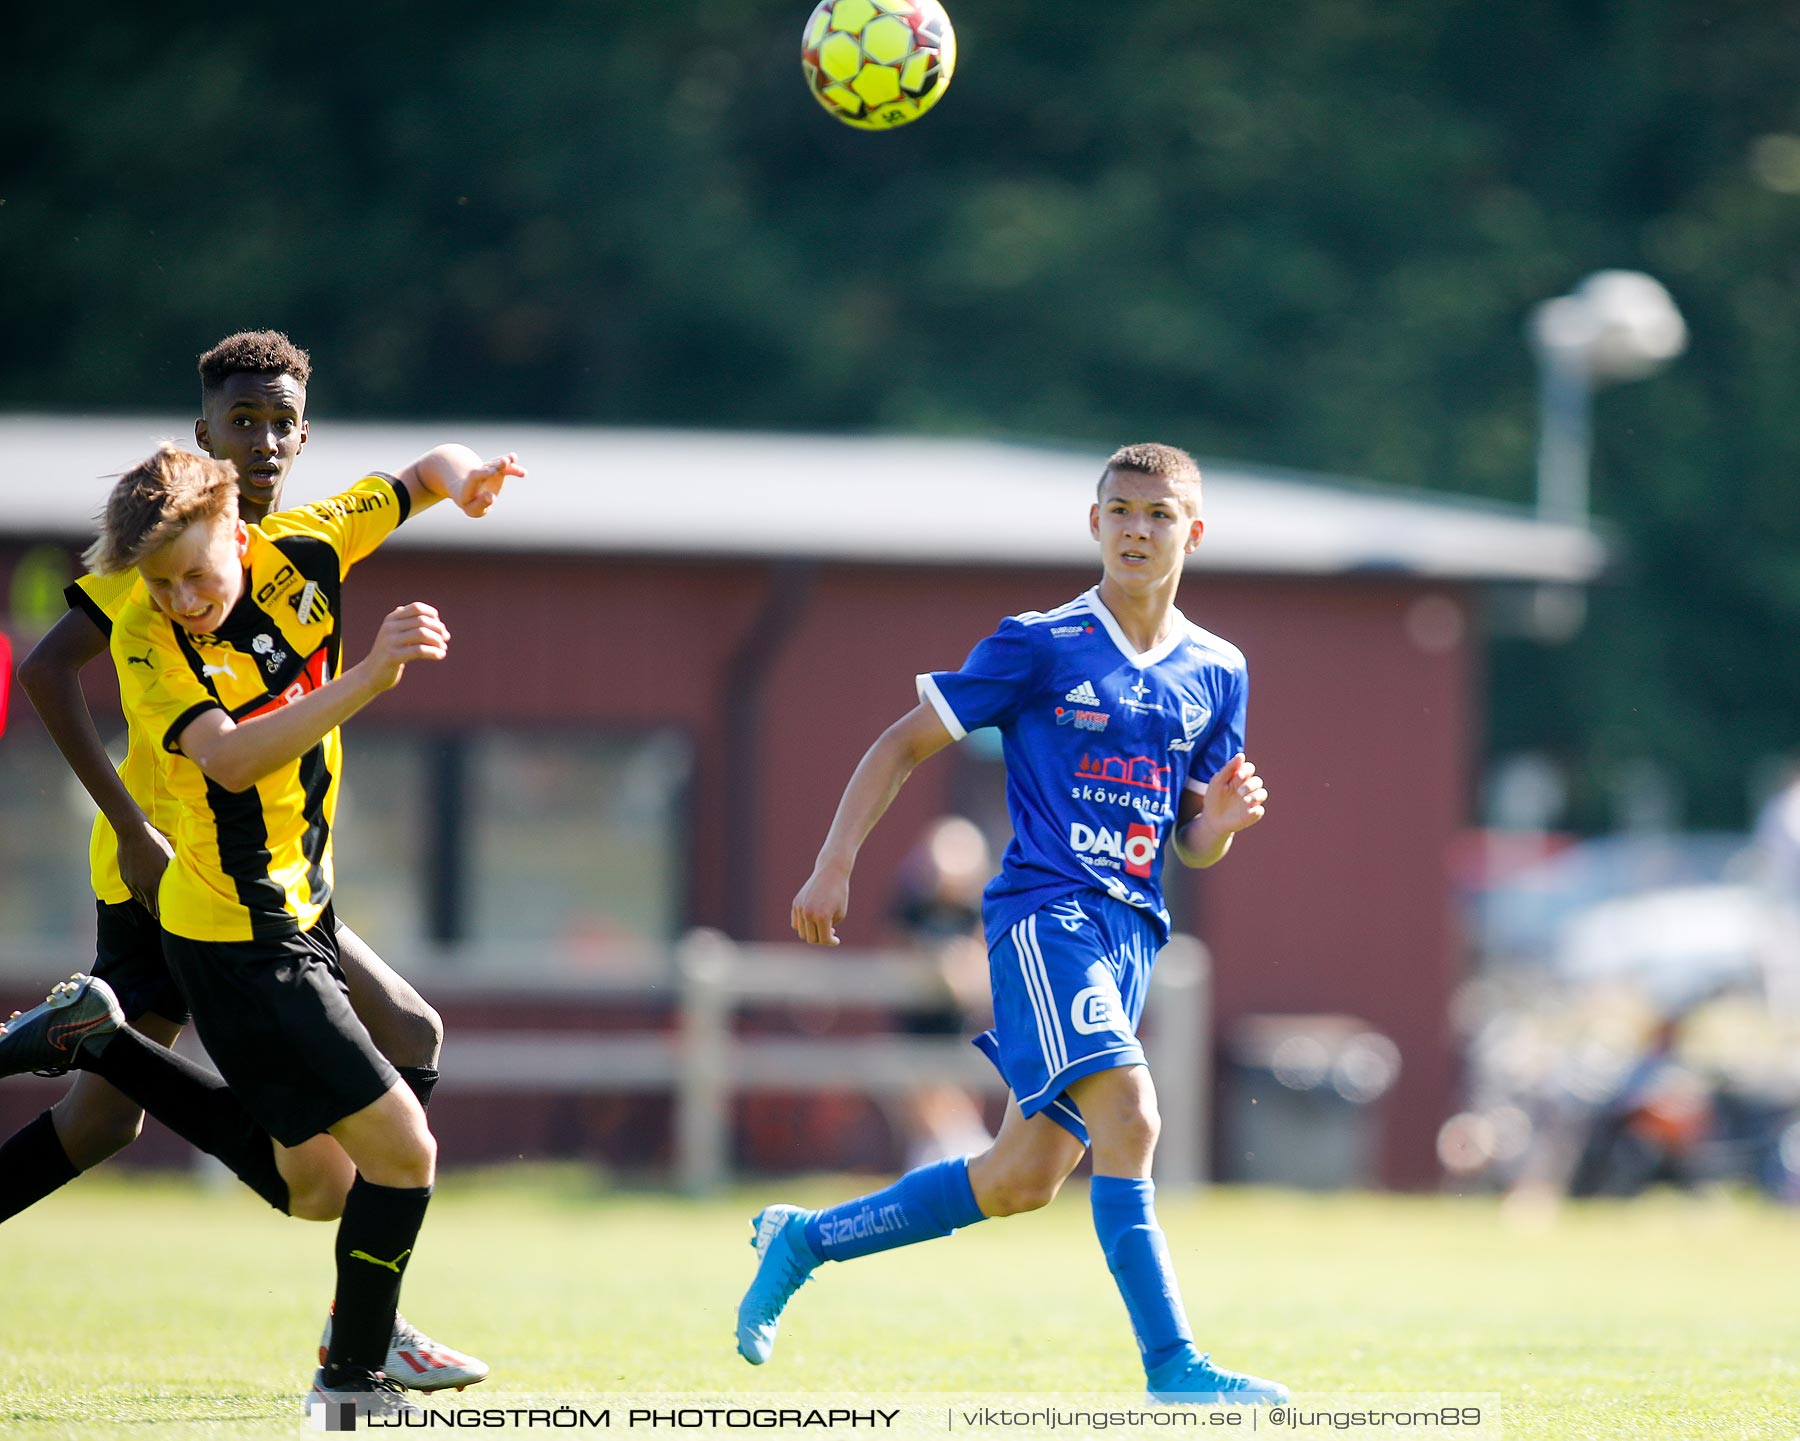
801, 0, 956, 131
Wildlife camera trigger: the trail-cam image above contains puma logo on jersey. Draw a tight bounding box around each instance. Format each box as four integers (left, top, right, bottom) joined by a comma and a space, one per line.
201, 660, 237, 681
125, 651, 153, 668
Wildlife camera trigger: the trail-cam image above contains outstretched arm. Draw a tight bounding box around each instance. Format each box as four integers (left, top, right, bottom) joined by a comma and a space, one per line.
177, 603, 450, 793
1171, 753, 1268, 869
791, 702, 957, 946
393, 447, 524, 518
20, 610, 172, 907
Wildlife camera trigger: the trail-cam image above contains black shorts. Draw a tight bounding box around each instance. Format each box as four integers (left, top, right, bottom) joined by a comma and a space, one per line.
160, 907, 400, 1147
91, 900, 360, 1034
92, 900, 190, 1027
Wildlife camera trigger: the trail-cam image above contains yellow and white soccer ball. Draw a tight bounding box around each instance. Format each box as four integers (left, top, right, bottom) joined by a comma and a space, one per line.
801, 0, 957, 131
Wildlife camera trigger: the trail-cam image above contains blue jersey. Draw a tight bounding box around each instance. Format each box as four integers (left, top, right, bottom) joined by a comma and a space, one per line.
917, 586, 1247, 948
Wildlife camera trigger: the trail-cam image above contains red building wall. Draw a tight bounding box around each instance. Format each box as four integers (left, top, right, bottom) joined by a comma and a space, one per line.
0, 543, 1472, 1188
342, 551, 1472, 1187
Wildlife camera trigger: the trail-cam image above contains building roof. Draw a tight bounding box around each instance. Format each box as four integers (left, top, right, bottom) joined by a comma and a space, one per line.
1, 415, 1606, 583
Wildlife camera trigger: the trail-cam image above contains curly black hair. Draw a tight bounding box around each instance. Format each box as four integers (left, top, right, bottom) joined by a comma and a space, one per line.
197, 330, 312, 393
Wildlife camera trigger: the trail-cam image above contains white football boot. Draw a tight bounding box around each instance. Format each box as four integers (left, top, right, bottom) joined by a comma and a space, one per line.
318, 1307, 490, 1392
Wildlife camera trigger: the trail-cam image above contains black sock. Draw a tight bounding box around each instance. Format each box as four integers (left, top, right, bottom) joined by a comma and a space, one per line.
327, 1177, 432, 1376
79, 1028, 290, 1213
0, 1110, 81, 1222
396, 1065, 439, 1111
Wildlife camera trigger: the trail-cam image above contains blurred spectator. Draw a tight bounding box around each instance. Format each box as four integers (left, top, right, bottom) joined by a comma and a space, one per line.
1448, 984, 1800, 1218
1752, 758, 1800, 1014
1563, 1011, 1712, 1198
1493, 1000, 1713, 1221
887, 816, 995, 1168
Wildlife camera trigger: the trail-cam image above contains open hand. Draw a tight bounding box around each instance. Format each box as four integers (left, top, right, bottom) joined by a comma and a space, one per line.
453, 453, 525, 518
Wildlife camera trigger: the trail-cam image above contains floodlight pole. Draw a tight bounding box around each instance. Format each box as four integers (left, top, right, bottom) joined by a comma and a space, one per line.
1532, 340, 1593, 527
1528, 270, 1688, 527
1524, 271, 1687, 639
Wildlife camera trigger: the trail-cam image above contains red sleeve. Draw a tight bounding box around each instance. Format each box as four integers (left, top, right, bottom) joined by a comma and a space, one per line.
0, 630, 12, 738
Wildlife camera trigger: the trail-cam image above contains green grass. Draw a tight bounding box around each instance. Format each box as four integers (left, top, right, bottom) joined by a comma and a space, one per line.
2, 1170, 1797, 1439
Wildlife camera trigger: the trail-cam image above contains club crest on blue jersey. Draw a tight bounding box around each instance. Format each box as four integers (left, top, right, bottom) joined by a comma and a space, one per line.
1169, 698, 1211, 751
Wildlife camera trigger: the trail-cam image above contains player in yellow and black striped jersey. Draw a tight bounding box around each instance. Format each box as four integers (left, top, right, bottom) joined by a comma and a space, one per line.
11, 333, 445, 1199
0, 333, 492, 1399
30, 439, 522, 1403
110, 471, 408, 943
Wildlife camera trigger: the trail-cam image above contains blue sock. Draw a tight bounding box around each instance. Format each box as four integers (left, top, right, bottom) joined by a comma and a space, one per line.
1090, 1174, 1194, 1373
803, 1155, 986, 1263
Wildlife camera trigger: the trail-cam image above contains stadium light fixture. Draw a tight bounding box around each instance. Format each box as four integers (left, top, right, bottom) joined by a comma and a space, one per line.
1528, 270, 1688, 525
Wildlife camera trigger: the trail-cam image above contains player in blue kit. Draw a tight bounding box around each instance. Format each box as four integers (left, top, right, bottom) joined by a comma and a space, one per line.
736, 443, 1287, 1405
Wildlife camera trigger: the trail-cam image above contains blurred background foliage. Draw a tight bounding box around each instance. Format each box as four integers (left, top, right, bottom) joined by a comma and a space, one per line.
3, 0, 1798, 827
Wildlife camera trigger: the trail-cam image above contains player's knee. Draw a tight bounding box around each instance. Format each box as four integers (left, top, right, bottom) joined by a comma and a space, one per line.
286, 1178, 348, 1222
1085, 1073, 1161, 1157
1122, 1100, 1161, 1156
983, 1176, 1063, 1216
51, 1096, 145, 1168
394, 1127, 437, 1188
415, 1002, 444, 1063
978, 1157, 1069, 1216
388, 1001, 443, 1070
276, 1137, 355, 1220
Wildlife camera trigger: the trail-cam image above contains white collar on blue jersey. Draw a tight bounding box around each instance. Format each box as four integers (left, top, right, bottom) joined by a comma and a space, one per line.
1082, 586, 1190, 669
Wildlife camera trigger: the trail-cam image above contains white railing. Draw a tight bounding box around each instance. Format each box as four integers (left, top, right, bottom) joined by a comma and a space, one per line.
435, 929, 1213, 1192
1, 929, 1213, 1191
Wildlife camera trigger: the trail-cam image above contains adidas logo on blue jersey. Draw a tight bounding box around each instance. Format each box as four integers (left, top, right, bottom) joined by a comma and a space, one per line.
1064, 680, 1100, 704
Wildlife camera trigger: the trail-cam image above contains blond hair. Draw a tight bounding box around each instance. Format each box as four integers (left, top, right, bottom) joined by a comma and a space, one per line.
84, 444, 241, 575
1099, 442, 1203, 513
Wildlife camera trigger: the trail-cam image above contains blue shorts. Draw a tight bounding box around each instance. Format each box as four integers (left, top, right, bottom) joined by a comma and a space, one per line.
972, 892, 1158, 1146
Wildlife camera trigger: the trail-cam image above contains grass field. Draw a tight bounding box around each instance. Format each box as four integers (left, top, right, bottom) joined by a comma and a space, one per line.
2, 1169, 1796, 1440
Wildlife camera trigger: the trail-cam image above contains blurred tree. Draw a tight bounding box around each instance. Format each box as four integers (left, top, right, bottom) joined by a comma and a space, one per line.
2, 0, 1797, 824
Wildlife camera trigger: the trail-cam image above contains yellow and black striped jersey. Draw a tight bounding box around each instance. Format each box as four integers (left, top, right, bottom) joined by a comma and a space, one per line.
66, 568, 182, 905
110, 474, 411, 942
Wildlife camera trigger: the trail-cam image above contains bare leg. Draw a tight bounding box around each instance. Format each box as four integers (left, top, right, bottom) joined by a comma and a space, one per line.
278, 1134, 360, 1221
964, 1094, 1089, 1216
1068, 1065, 1159, 1179
336, 924, 441, 1072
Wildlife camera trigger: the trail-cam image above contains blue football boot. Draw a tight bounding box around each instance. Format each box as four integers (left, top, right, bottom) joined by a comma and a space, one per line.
1145, 1349, 1290, 1405
734, 1204, 819, 1364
